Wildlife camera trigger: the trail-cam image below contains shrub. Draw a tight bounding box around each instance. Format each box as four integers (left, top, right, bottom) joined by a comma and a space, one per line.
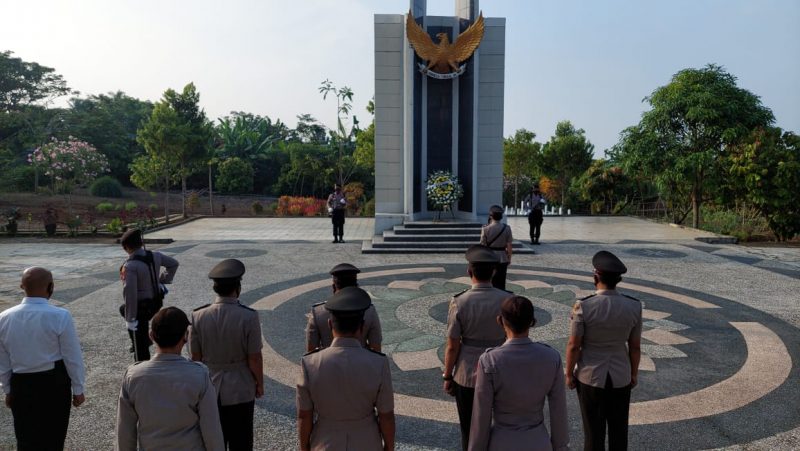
362, 198, 375, 216
106, 217, 123, 234
125, 201, 138, 212
264, 202, 277, 215
0, 165, 36, 192
275, 196, 326, 217
149, 204, 158, 212
89, 176, 123, 198
251, 201, 264, 215
187, 192, 200, 212
95, 202, 114, 213
217, 158, 254, 194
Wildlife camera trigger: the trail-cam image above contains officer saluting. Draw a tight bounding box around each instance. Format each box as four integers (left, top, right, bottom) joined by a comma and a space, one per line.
306, 263, 382, 352
297, 287, 395, 451
565, 251, 642, 451
190, 259, 264, 451
443, 245, 509, 451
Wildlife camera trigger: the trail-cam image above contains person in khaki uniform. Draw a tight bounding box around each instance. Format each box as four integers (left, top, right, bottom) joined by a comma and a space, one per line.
116, 307, 224, 451
306, 263, 382, 352
190, 259, 264, 451
120, 228, 179, 361
297, 287, 395, 451
444, 245, 509, 451
566, 251, 642, 451
469, 296, 569, 451
480, 205, 514, 290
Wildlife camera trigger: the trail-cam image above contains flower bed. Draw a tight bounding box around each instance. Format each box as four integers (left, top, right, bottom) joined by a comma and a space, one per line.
275, 196, 327, 217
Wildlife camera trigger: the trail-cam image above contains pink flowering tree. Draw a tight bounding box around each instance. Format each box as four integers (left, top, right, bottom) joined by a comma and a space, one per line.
29, 137, 110, 214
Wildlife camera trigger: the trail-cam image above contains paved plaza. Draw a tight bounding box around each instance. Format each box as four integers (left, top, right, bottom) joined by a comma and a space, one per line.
0, 216, 798, 450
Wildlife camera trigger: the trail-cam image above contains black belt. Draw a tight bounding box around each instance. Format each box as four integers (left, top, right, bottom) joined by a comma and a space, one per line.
461, 338, 504, 348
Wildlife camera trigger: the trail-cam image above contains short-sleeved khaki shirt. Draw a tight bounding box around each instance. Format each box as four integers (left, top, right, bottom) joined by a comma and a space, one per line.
480, 221, 513, 264
569, 289, 642, 388
306, 303, 382, 350
189, 296, 263, 405
446, 282, 509, 387
297, 337, 394, 450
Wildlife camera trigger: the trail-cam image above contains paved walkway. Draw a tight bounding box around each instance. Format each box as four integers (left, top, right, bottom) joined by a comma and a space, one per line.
0, 216, 798, 450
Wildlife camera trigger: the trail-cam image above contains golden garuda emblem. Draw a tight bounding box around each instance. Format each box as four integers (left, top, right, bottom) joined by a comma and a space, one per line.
406, 10, 485, 78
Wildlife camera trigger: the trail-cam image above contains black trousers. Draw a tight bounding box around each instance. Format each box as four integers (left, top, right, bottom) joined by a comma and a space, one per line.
492, 262, 509, 291
576, 375, 632, 451
10, 360, 72, 451
453, 382, 475, 451
219, 400, 255, 450
331, 209, 345, 239
127, 321, 152, 362
528, 210, 543, 242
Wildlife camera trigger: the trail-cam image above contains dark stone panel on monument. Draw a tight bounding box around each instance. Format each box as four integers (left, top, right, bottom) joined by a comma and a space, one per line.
457, 18, 475, 212
414, 51, 423, 213
426, 24, 454, 188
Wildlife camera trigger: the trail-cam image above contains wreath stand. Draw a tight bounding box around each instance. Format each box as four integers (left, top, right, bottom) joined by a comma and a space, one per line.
433, 203, 456, 222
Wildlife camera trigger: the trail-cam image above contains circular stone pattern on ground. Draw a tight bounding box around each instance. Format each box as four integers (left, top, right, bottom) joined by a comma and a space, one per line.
204, 248, 267, 259
242, 264, 799, 450
625, 248, 688, 259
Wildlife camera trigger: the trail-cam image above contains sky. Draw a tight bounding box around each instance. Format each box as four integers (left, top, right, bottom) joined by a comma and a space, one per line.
2, 0, 799, 156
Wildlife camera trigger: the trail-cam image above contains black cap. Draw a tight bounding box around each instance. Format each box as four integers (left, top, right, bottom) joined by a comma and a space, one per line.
329, 263, 361, 276
592, 251, 627, 274
120, 228, 143, 248
324, 286, 372, 313
465, 244, 500, 263
208, 259, 246, 279
489, 205, 503, 214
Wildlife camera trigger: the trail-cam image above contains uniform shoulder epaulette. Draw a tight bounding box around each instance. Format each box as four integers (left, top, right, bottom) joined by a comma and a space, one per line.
502, 289, 514, 294
312, 301, 326, 308
453, 288, 469, 298
367, 347, 386, 357
579, 293, 596, 301
237, 303, 255, 312
193, 304, 211, 312
304, 348, 322, 356
622, 294, 640, 302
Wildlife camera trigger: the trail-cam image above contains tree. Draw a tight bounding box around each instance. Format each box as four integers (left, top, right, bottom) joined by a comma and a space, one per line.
28, 137, 109, 213
64, 91, 152, 183
136, 102, 185, 222
626, 65, 774, 228
503, 128, 541, 209
215, 157, 254, 194
163, 83, 213, 217
0, 50, 71, 112
572, 159, 633, 214
353, 99, 376, 175
730, 127, 800, 240
292, 114, 328, 145
319, 79, 360, 186
541, 121, 594, 206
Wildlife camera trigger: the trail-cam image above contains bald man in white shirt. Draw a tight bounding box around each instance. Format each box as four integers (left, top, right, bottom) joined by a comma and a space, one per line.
0, 267, 86, 450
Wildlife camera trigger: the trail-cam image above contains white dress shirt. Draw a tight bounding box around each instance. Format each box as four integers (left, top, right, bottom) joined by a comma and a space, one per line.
0, 297, 86, 395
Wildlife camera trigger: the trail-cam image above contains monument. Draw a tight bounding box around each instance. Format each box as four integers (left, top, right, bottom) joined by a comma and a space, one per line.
373, 0, 506, 234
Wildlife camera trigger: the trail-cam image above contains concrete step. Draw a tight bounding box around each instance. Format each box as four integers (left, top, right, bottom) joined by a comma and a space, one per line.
383, 232, 481, 242
393, 226, 481, 235
364, 238, 536, 254
402, 221, 484, 229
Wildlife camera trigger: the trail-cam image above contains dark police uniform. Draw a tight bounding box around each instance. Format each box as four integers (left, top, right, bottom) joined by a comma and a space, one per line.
306, 263, 382, 351
446, 245, 510, 451
297, 287, 394, 450
570, 251, 642, 451
327, 187, 347, 243
469, 338, 569, 451
480, 205, 513, 290
120, 229, 179, 362
525, 188, 546, 244
189, 259, 264, 451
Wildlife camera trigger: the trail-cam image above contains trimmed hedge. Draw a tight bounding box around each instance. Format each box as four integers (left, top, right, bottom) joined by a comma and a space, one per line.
89, 176, 123, 198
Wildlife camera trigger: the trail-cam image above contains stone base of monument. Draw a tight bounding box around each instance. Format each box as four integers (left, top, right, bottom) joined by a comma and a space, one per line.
362, 221, 536, 254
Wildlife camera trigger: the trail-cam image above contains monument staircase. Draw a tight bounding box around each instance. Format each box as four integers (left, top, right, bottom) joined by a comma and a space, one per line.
361, 221, 536, 255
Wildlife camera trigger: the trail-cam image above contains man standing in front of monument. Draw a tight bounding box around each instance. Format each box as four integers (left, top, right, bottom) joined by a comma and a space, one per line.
525, 184, 546, 245
443, 245, 508, 451
190, 259, 264, 451
327, 184, 347, 243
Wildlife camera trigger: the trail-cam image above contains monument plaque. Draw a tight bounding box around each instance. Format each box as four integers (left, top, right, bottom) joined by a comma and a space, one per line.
373, 0, 506, 234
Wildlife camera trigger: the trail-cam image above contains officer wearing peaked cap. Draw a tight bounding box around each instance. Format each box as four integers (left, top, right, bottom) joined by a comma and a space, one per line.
565, 250, 642, 451
306, 263, 383, 353
444, 245, 511, 451
297, 287, 395, 451
189, 259, 264, 451
480, 205, 514, 290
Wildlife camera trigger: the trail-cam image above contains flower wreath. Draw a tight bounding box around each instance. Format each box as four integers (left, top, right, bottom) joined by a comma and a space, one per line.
425, 170, 464, 211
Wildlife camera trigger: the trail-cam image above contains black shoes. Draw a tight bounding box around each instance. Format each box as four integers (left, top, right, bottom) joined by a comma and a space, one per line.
332, 239, 339, 243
